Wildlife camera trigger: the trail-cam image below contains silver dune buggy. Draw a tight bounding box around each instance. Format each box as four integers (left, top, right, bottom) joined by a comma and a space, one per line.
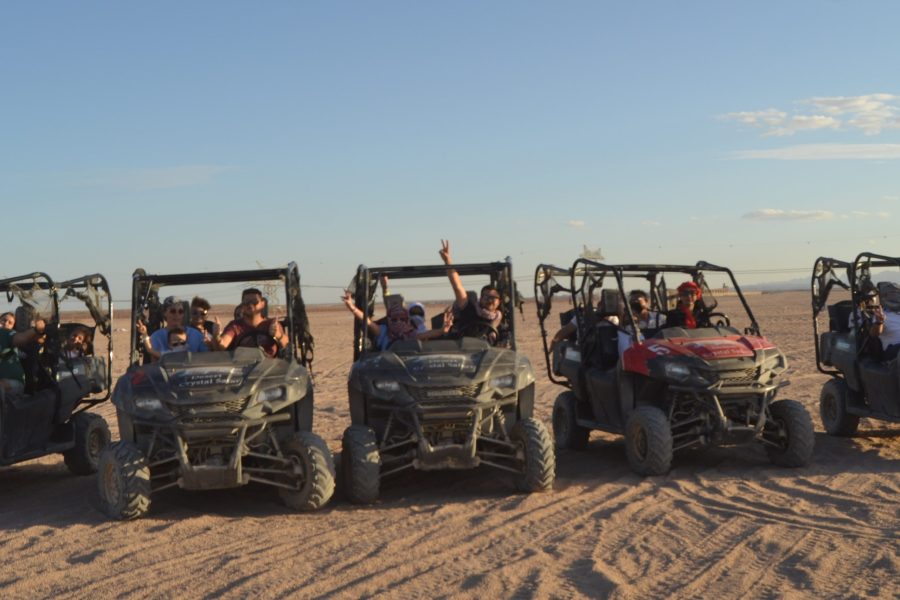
0, 272, 113, 475
341, 260, 555, 504
97, 264, 334, 520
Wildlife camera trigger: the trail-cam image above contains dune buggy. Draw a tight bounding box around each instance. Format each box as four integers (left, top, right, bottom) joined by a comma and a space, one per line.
98, 264, 333, 520
341, 260, 554, 503
535, 260, 814, 475
0, 272, 112, 475
813, 252, 900, 435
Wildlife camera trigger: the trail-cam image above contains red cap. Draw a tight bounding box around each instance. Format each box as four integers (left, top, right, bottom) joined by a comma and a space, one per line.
677, 281, 702, 298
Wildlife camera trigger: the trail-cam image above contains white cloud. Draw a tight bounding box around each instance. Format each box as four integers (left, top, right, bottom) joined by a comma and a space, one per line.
720, 108, 786, 128
77, 165, 230, 191
742, 209, 834, 222
882, 195, 900, 202
743, 208, 890, 222
721, 93, 900, 136
566, 219, 586, 229
731, 143, 900, 160
805, 94, 900, 135
641, 220, 661, 227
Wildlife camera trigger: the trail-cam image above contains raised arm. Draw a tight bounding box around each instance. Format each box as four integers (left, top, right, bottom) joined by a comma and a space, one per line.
343, 291, 381, 337
439, 239, 469, 309
135, 319, 161, 360
418, 306, 455, 341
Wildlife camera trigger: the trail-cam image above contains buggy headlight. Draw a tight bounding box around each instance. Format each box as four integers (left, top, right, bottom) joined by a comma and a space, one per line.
489, 374, 515, 388
663, 362, 713, 386
664, 363, 691, 381
256, 386, 285, 403
374, 380, 400, 392
134, 397, 164, 411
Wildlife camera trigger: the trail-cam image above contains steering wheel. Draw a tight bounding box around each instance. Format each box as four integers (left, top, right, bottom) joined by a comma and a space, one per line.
707, 312, 731, 328
456, 320, 499, 343
230, 329, 279, 354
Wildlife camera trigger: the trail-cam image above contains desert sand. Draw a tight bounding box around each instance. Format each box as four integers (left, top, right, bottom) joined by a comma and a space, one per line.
0, 291, 898, 599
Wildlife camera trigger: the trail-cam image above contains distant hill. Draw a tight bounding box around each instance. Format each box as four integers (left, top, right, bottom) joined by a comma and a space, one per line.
745, 270, 900, 292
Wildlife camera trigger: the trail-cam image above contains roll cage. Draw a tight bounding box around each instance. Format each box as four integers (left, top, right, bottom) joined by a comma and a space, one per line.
812, 252, 900, 375
0, 271, 113, 409
348, 260, 518, 361
129, 264, 313, 369
534, 260, 762, 383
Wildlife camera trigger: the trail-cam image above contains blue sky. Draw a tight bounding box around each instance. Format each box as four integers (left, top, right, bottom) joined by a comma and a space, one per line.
2, 1, 899, 304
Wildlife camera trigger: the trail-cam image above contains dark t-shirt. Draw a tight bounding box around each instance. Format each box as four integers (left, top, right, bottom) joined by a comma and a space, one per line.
665, 306, 706, 329
454, 291, 503, 342
223, 318, 279, 357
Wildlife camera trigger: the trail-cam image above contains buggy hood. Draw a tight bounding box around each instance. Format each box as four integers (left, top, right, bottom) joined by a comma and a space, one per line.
349, 340, 534, 391
623, 329, 781, 377
114, 347, 309, 412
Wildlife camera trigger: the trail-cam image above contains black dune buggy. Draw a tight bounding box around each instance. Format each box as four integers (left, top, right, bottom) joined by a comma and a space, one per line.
813, 252, 900, 435
341, 260, 554, 504
534, 260, 814, 475
98, 264, 334, 520
0, 272, 113, 475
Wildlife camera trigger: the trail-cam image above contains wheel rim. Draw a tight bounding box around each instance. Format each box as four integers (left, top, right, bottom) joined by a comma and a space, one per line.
553, 406, 568, 442
633, 427, 648, 461
88, 429, 105, 462
765, 417, 788, 450
102, 461, 121, 506
823, 394, 838, 425
285, 451, 308, 491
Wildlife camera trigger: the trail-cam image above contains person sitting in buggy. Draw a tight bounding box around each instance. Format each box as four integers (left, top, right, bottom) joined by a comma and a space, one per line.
849, 280, 900, 361
665, 281, 709, 329
617, 289, 667, 356
138, 295, 210, 360
439, 240, 504, 344
0, 319, 46, 396
212, 287, 288, 358
342, 292, 453, 350
63, 326, 93, 359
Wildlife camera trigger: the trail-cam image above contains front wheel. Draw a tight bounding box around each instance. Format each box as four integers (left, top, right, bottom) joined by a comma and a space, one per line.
624, 406, 673, 476
341, 425, 381, 504
64, 412, 110, 475
97, 441, 151, 520
552, 392, 590, 450
819, 379, 860, 436
764, 399, 815, 467
512, 418, 555, 492
279, 432, 336, 511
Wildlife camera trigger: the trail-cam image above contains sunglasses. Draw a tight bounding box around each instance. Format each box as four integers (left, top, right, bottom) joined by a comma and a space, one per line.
483, 295, 501, 302
192, 309, 207, 317
242, 299, 261, 307
167, 307, 185, 314
170, 340, 187, 347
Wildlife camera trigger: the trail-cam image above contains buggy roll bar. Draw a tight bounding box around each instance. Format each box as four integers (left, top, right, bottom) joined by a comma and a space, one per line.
811, 253, 900, 376
351, 260, 518, 361
533, 263, 575, 385
56, 273, 115, 405
129, 263, 313, 369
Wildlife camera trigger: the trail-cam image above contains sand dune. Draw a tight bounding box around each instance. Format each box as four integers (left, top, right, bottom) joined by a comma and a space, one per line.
1, 291, 898, 599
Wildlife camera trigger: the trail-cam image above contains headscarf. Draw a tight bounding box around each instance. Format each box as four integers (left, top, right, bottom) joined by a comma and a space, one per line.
676, 281, 701, 328
474, 303, 502, 327
386, 305, 417, 341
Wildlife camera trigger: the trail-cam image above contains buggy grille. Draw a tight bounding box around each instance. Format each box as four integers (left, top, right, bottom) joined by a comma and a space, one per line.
718, 367, 759, 387
169, 397, 250, 422
407, 383, 480, 402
